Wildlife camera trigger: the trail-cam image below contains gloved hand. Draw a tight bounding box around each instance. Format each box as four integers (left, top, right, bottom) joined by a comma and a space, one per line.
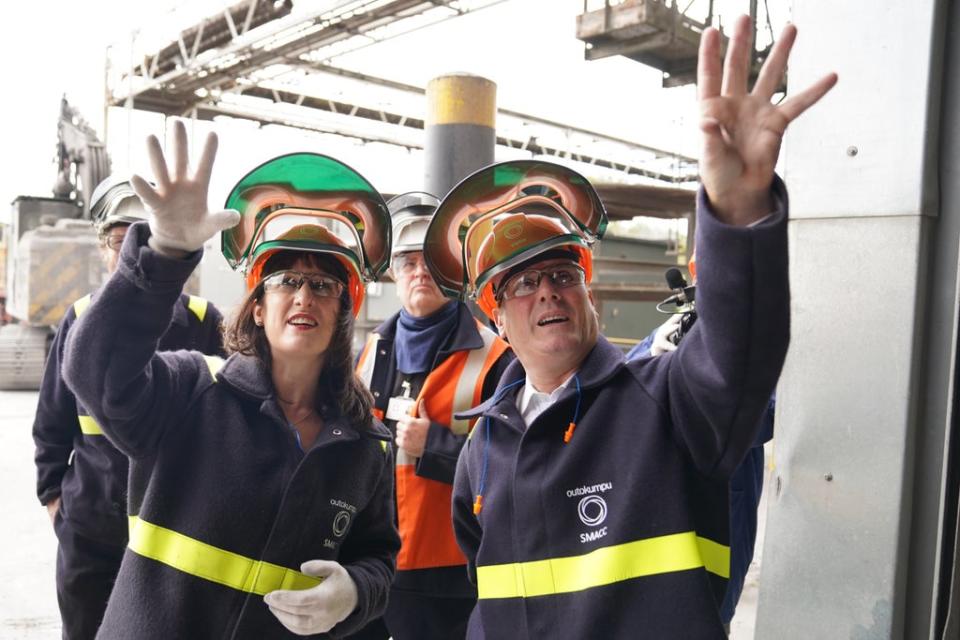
130, 120, 239, 256
650, 314, 683, 356
264, 559, 359, 636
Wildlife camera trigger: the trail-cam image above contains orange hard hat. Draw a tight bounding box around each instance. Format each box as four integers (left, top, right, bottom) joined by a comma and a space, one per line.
422, 160, 607, 320
245, 224, 366, 316
472, 214, 593, 318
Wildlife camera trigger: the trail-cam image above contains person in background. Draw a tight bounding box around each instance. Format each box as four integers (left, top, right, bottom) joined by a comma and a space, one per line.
426, 15, 836, 638
61, 124, 400, 637
32, 175, 225, 640
352, 192, 513, 640
627, 285, 775, 633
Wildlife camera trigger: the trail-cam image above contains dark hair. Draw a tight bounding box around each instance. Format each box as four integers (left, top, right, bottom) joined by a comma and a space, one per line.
224, 251, 373, 430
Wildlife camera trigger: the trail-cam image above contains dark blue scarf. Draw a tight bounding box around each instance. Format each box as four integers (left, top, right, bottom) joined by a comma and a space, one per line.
395, 301, 459, 375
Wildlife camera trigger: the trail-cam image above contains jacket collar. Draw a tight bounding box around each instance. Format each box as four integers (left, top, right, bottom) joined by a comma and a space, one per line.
374, 302, 485, 355
217, 353, 390, 441
456, 335, 625, 419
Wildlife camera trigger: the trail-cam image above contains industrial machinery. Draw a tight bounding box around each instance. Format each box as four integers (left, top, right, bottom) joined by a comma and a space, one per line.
0, 98, 111, 389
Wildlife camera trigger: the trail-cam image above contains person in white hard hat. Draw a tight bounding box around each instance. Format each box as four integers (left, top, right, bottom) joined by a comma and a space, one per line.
352, 191, 513, 640
32, 174, 225, 640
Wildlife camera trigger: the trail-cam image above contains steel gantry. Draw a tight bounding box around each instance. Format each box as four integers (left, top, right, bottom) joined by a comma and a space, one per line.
106, 0, 700, 186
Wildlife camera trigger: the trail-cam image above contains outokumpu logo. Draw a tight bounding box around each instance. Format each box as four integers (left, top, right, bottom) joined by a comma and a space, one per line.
578, 495, 607, 527
566, 481, 612, 544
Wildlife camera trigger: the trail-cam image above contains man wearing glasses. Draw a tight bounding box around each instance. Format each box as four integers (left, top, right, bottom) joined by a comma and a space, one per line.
428, 16, 837, 639
32, 175, 226, 639
353, 192, 513, 640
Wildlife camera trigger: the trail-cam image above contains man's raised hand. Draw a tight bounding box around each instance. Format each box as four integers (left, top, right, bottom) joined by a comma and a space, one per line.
697, 15, 838, 225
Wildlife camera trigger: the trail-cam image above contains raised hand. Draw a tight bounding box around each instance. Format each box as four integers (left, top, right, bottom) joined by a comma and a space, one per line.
698, 15, 838, 225
130, 120, 240, 256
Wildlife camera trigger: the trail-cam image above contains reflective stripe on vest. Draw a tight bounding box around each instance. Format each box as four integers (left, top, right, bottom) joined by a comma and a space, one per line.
447, 321, 507, 434
476, 532, 729, 600
187, 295, 208, 322
356, 332, 380, 389
79, 355, 224, 436
127, 516, 320, 595
356, 320, 509, 570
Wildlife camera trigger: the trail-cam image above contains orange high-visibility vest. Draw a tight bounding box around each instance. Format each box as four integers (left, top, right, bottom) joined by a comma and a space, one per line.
357, 319, 509, 570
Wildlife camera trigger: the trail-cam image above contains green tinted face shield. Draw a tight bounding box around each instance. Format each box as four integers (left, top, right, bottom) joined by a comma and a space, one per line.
222, 153, 391, 281
423, 160, 608, 301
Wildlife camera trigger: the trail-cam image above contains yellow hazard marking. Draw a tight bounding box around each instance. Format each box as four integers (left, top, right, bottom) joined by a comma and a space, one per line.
426, 75, 496, 127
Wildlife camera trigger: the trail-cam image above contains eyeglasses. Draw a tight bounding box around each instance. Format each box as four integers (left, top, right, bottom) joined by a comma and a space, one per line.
103, 235, 125, 251
496, 263, 586, 303
261, 270, 345, 298
392, 252, 427, 277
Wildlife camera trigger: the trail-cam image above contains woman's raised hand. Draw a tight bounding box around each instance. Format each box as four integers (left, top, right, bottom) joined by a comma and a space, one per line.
130, 120, 240, 255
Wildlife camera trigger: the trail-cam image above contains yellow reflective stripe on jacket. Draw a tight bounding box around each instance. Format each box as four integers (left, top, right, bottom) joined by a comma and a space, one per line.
73, 294, 92, 317
78, 415, 103, 436
128, 516, 321, 595
202, 355, 225, 381
476, 532, 729, 600
79, 357, 222, 436
187, 295, 208, 322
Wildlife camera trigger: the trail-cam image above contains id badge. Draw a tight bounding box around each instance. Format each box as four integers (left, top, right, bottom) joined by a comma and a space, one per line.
386, 395, 417, 422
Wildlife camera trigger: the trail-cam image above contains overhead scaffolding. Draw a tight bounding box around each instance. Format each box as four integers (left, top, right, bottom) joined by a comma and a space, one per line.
106, 0, 700, 187
575, 0, 781, 91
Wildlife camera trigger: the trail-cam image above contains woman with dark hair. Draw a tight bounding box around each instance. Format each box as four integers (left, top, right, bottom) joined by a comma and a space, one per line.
62, 120, 399, 638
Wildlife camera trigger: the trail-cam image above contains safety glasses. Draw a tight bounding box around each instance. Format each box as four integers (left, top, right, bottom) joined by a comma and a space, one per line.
261, 270, 345, 299
495, 263, 586, 303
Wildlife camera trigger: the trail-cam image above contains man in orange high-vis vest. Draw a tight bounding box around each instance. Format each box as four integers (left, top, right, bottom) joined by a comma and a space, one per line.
353, 192, 513, 640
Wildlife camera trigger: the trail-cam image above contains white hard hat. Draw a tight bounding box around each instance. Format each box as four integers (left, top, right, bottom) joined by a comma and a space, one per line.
90, 175, 147, 233
387, 192, 439, 258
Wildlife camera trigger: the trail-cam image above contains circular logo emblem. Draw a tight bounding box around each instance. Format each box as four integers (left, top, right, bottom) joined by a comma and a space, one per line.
332, 510, 351, 537
503, 221, 525, 241
577, 495, 607, 527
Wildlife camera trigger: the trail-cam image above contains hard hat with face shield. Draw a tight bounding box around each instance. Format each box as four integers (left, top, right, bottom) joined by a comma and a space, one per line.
221, 153, 392, 317
387, 192, 440, 260
90, 175, 148, 235
422, 160, 608, 319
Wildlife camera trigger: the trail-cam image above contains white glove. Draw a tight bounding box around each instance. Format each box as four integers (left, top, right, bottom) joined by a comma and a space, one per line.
130, 120, 239, 255
264, 559, 359, 636
650, 314, 683, 356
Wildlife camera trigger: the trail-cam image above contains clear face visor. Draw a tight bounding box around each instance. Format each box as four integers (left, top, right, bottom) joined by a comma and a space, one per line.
423, 160, 607, 301
222, 153, 391, 280
463, 205, 589, 297
247, 211, 364, 271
